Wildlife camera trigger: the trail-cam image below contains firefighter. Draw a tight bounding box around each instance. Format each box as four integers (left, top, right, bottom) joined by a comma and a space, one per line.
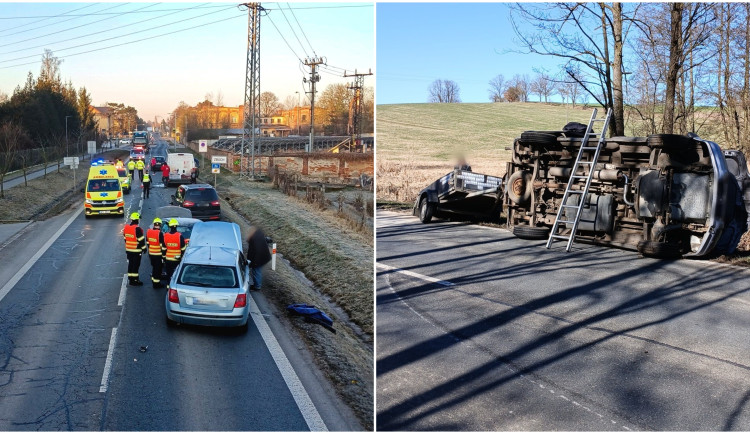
146, 218, 164, 288
142, 171, 151, 199
135, 159, 145, 181
123, 212, 146, 286
127, 159, 135, 179
162, 218, 186, 284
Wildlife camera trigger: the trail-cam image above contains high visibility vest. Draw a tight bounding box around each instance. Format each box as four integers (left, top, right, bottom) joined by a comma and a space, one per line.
143, 173, 150, 183
123, 224, 140, 252
136, 160, 145, 170
163, 232, 183, 261
146, 228, 161, 255
127, 161, 135, 170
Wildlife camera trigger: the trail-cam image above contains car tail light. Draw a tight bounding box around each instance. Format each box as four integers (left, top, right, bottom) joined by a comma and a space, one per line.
168, 288, 179, 303
183, 201, 194, 207
210, 200, 220, 206
234, 294, 247, 308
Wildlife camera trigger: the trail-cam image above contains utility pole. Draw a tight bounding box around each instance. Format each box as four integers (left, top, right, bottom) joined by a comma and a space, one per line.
303, 56, 324, 153
344, 69, 373, 152
240, 2, 263, 178
65, 115, 72, 156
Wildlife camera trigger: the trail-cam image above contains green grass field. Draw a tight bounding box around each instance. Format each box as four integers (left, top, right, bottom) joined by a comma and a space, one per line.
376, 102, 605, 202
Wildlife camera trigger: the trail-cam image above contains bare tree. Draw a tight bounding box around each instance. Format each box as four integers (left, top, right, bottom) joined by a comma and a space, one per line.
530, 73, 554, 102
504, 86, 523, 102
0, 121, 23, 198
259, 91, 281, 117
216, 90, 224, 107
428, 79, 461, 103
488, 74, 506, 102
509, 74, 530, 102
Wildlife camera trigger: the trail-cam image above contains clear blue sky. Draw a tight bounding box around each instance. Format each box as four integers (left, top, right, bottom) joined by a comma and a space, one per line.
0, 2, 374, 120
376, 2, 563, 104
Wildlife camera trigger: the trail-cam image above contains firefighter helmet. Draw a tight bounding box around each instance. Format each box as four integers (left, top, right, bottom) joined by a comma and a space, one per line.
130, 212, 140, 220
168, 219, 178, 227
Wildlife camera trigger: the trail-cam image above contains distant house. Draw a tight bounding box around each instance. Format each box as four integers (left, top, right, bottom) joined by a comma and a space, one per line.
91, 106, 113, 134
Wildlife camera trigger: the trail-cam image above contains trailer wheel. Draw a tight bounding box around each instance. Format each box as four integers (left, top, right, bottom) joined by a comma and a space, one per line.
637, 240, 683, 259
419, 197, 436, 224
512, 225, 550, 240
506, 170, 533, 205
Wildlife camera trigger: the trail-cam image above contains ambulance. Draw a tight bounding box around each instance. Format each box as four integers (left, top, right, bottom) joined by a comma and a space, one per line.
84, 163, 125, 218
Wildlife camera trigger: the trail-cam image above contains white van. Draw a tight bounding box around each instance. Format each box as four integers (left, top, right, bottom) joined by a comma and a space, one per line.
166, 153, 196, 186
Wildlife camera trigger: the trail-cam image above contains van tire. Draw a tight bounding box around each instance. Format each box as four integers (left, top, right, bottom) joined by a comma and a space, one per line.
637, 240, 683, 259
512, 225, 550, 240
419, 197, 435, 223
520, 131, 558, 146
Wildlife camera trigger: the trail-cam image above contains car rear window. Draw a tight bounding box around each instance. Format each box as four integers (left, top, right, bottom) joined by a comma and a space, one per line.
185, 188, 219, 201
178, 264, 237, 288
117, 169, 127, 177
161, 223, 195, 239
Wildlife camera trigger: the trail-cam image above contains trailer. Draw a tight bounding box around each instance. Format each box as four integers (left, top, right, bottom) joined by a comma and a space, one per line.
413, 169, 504, 223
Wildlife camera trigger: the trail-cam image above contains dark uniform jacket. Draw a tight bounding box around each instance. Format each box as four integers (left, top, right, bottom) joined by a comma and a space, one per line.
247, 226, 271, 267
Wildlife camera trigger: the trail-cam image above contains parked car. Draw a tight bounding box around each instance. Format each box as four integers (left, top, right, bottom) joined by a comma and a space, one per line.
505, 129, 749, 258
155, 206, 201, 244
165, 221, 250, 332
120, 139, 131, 145
171, 184, 221, 221
151, 155, 166, 172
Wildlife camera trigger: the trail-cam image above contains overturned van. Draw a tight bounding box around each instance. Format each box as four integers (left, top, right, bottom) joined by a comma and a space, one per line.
505, 131, 749, 258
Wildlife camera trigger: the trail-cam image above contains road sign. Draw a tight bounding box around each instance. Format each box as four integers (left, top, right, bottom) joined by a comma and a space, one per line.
63, 157, 79, 166
199, 140, 207, 153
211, 156, 227, 164
87, 141, 96, 154
211, 163, 220, 174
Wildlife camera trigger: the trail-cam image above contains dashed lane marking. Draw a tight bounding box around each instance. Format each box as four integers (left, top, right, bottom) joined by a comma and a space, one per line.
376, 262, 454, 287
0, 209, 81, 304
99, 327, 118, 393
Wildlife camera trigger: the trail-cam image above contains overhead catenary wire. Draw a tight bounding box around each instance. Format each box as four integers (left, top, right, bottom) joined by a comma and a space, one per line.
0, 4, 254, 19
286, 3, 316, 57
0, 3, 131, 41
265, 13, 303, 62
0, 3, 223, 57
0, 13, 245, 70
0, 5, 238, 64
277, 7, 309, 58
0, 3, 100, 35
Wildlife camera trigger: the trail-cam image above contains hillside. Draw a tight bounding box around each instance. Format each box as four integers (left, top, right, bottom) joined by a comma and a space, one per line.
376, 102, 605, 203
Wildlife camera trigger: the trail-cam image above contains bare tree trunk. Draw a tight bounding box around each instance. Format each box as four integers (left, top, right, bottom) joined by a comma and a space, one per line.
663, 3, 683, 134
611, 2, 625, 136
689, 50, 695, 133
599, 4, 616, 136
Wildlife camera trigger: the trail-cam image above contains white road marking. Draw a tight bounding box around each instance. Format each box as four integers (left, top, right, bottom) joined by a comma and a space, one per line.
117, 274, 127, 306
376, 262, 454, 287
0, 209, 81, 304
99, 327, 118, 393
248, 294, 327, 431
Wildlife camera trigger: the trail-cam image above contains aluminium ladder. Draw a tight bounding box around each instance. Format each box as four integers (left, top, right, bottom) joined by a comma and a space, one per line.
545, 108, 613, 252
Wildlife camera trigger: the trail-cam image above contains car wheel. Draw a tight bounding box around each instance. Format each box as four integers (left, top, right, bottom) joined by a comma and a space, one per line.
419, 196, 435, 224
637, 240, 683, 259
512, 225, 550, 240
237, 321, 249, 334
165, 316, 178, 327
520, 131, 558, 147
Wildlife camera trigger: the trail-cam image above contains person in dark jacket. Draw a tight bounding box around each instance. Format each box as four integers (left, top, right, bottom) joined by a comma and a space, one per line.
246, 226, 272, 291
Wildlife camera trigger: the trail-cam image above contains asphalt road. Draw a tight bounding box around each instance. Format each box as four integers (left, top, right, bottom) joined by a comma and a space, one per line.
0, 139, 352, 431
377, 210, 750, 431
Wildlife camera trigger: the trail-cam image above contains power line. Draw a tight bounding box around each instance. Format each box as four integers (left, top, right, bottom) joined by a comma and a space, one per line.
0, 5, 154, 47
265, 5, 372, 11
0, 6, 236, 63
265, 13, 302, 62
1, 3, 130, 40
0, 3, 100, 35
286, 3, 317, 57
277, 7, 309, 58
0, 3, 227, 58
0, 13, 245, 70
0, 4, 242, 19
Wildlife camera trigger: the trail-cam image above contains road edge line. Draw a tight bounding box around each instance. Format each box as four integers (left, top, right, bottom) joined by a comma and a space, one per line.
117, 274, 127, 306
99, 327, 118, 393
376, 262, 454, 286
248, 294, 328, 431
0, 208, 81, 304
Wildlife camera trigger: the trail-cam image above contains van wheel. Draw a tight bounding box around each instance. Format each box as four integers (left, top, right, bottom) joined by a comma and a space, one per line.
237, 322, 249, 334
637, 241, 683, 259
512, 225, 550, 240
419, 197, 435, 223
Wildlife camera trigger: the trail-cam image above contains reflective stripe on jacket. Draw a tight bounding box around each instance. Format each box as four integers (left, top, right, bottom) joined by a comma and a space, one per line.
163, 231, 185, 261
123, 224, 145, 253
146, 228, 162, 255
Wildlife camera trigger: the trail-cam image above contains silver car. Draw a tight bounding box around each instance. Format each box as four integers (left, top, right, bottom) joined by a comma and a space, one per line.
165, 221, 250, 331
